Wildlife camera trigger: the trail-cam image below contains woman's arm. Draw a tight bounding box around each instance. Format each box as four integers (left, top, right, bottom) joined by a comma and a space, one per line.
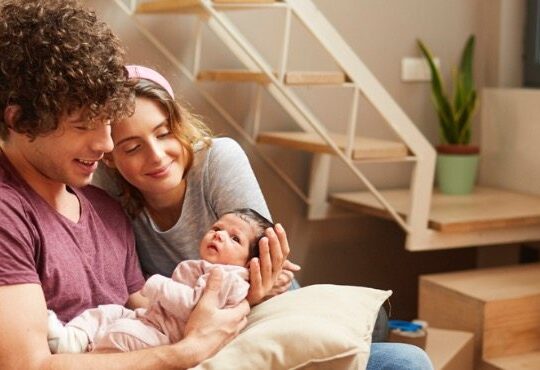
0, 271, 248, 370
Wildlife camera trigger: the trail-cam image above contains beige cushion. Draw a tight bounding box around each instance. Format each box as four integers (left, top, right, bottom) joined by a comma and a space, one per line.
193, 284, 392, 370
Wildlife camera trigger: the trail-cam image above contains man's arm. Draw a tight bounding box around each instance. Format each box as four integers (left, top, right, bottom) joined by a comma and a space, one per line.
0, 271, 248, 370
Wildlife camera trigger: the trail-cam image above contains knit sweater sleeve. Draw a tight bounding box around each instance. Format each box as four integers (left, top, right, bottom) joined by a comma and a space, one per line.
205, 138, 271, 220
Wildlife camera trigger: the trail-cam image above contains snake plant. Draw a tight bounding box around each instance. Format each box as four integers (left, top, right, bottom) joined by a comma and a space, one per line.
417, 35, 476, 145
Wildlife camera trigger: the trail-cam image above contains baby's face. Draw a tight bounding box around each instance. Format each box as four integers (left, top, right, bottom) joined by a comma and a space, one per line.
199, 214, 258, 266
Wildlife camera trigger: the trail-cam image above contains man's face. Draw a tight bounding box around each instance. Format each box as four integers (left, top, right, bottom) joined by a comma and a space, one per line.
11, 108, 113, 189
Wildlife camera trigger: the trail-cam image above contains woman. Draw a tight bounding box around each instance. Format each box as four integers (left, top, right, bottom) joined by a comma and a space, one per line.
98, 65, 433, 369
98, 65, 297, 305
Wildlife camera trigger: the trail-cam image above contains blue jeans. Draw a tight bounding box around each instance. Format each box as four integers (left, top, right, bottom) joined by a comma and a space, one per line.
367, 342, 434, 370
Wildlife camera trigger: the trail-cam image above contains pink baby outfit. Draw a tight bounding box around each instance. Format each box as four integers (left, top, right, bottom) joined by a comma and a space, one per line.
67, 260, 249, 352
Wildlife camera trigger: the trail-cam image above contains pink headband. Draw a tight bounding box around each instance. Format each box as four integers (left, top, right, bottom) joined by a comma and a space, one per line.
126, 65, 175, 99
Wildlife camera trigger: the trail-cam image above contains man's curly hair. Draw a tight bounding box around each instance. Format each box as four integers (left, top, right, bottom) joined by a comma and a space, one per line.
0, 0, 134, 140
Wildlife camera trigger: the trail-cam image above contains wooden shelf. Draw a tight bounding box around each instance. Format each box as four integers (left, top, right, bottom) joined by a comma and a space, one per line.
331, 187, 540, 233
257, 131, 408, 160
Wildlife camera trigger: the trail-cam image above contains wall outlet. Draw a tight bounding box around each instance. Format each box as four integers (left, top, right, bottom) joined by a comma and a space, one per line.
401, 57, 440, 82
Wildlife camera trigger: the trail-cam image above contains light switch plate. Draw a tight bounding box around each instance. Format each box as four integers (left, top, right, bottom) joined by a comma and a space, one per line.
401, 57, 440, 82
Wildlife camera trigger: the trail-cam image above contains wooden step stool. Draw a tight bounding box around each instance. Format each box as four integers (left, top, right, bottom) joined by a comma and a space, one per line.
418, 263, 540, 368
483, 350, 540, 370
424, 327, 474, 370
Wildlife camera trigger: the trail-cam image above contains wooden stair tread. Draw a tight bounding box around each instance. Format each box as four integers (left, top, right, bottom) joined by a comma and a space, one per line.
197, 69, 349, 86
257, 131, 408, 160
484, 351, 540, 370
197, 70, 271, 84
136, 0, 279, 14
421, 263, 540, 302
330, 187, 540, 233
425, 327, 474, 370
285, 71, 347, 85
420, 264, 540, 364
213, 0, 276, 3
136, 0, 202, 14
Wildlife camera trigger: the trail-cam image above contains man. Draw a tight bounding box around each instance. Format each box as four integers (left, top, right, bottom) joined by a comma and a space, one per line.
0, 1, 255, 368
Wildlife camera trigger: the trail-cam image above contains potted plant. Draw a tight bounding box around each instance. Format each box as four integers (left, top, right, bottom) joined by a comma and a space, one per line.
418, 35, 479, 194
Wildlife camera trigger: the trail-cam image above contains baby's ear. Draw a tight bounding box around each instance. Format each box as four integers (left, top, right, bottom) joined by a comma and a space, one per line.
102, 153, 116, 169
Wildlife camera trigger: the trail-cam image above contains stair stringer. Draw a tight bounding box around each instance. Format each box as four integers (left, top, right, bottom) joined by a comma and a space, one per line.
285, 0, 436, 249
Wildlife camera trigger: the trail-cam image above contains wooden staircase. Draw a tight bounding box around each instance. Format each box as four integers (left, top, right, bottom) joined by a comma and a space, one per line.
419, 263, 540, 369
129, 0, 436, 248
121, 0, 540, 252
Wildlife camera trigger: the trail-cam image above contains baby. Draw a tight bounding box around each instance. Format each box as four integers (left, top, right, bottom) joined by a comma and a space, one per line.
48, 208, 273, 353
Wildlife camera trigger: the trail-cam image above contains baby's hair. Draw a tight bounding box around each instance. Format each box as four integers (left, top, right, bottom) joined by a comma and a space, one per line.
221, 208, 274, 260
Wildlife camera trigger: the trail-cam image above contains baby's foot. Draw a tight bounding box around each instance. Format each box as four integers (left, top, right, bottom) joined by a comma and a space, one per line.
47, 310, 66, 354
47, 310, 90, 353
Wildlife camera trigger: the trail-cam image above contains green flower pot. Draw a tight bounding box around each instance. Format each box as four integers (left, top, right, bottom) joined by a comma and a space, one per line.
436, 153, 479, 195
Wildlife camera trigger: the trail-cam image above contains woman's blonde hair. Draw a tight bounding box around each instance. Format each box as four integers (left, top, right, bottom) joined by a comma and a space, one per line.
110, 78, 212, 217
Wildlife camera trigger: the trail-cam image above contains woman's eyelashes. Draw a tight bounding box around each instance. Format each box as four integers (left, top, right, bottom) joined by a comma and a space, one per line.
155, 126, 171, 138
121, 131, 171, 155
123, 143, 141, 154
157, 131, 171, 139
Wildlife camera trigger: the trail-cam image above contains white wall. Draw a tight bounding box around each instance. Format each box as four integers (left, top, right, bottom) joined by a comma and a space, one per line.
480, 88, 540, 195
91, 0, 525, 318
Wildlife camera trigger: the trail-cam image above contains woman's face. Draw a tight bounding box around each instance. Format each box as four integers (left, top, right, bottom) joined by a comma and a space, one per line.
109, 97, 188, 198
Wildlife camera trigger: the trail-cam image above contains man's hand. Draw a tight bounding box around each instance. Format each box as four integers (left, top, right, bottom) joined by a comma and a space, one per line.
247, 223, 294, 305
182, 268, 250, 366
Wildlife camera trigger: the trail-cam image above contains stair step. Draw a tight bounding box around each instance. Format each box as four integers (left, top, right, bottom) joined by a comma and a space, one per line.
330, 187, 540, 233
197, 70, 349, 86
197, 70, 271, 84
483, 351, 540, 370
419, 264, 540, 367
213, 0, 276, 3
425, 327, 474, 370
284, 71, 347, 85
257, 131, 408, 160
136, 0, 279, 14
136, 0, 202, 14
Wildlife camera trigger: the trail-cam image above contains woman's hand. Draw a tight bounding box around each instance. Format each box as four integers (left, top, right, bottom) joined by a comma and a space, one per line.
183, 268, 250, 365
247, 223, 297, 305
268, 260, 301, 296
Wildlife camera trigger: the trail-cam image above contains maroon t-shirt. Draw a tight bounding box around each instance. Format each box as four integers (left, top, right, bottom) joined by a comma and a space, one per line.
0, 151, 145, 322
